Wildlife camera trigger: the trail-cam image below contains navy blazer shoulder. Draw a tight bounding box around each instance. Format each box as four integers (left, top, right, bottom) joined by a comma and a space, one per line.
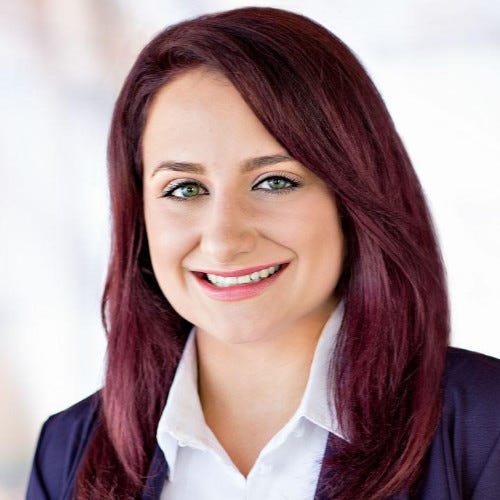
27, 393, 100, 500
27, 347, 500, 499
412, 347, 500, 499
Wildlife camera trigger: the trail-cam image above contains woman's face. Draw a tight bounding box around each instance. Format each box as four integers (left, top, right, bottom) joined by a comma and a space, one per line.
142, 68, 345, 344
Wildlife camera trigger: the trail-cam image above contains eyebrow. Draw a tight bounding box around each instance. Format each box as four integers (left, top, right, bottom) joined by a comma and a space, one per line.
150, 154, 294, 178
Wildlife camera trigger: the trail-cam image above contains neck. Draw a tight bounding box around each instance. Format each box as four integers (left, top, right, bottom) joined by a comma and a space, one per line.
198, 299, 341, 406
195, 304, 337, 475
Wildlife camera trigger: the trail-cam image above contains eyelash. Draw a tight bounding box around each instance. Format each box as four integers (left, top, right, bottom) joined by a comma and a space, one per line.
253, 175, 301, 194
160, 175, 301, 200
160, 180, 209, 200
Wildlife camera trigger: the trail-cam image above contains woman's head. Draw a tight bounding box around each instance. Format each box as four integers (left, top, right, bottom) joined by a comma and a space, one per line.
107, 6, 433, 330
88, 7, 449, 499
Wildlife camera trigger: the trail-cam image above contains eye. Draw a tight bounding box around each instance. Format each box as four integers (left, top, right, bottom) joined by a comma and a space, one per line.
161, 181, 208, 199
253, 175, 300, 193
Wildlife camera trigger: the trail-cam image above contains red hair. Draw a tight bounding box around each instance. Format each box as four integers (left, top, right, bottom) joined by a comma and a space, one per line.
76, 7, 449, 498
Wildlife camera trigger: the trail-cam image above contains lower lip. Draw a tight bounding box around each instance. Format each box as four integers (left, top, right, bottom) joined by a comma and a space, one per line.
193, 265, 287, 302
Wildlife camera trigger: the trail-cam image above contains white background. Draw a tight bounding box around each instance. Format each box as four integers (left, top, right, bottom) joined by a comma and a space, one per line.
1, 1, 499, 497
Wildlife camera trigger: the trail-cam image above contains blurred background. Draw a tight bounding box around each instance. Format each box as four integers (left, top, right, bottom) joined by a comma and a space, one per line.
1, 0, 499, 497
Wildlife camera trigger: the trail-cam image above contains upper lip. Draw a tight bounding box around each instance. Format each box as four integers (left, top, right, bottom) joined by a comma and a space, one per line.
191, 262, 287, 278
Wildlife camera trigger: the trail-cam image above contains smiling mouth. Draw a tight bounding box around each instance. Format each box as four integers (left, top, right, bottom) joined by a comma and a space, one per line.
201, 264, 284, 288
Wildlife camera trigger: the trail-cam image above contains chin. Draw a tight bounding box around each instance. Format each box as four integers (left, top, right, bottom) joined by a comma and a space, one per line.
197, 320, 279, 345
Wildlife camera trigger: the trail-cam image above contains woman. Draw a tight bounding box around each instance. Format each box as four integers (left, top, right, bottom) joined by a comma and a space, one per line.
27, 7, 500, 499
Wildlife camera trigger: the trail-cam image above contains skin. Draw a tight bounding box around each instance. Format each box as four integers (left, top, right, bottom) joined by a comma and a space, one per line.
142, 67, 345, 475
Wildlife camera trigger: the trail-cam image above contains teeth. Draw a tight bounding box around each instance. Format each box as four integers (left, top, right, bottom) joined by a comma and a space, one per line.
206, 265, 281, 287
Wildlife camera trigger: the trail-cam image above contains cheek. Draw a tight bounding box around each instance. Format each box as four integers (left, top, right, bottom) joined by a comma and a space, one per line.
277, 196, 343, 252
293, 199, 345, 278
144, 205, 197, 280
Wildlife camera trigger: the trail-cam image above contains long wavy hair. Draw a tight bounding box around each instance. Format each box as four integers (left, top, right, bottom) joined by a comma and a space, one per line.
76, 7, 449, 499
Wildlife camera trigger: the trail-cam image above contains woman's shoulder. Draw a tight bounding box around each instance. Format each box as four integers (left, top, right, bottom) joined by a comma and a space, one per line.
446, 346, 500, 375
27, 392, 101, 499
443, 346, 500, 413
414, 347, 500, 498
441, 346, 500, 435
48, 390, 101, 423
40, 391, 101, 448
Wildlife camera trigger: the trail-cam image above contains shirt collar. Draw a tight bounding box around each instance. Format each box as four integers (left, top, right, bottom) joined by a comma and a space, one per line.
296, 300, 344, 436
156, 329, 225, 480
156, 301, 345, 479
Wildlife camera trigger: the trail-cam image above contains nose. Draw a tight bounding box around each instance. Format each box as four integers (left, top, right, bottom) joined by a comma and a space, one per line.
199, 195, 257, 264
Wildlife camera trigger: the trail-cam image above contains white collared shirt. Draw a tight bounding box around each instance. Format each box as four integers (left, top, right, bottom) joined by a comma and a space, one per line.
156, 303, 344, 499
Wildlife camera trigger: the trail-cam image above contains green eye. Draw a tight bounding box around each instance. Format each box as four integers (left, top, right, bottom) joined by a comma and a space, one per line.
267, 178, 288, 189
254, 176, 299, 192
177, 183, 200, 197
163, 182, 207, 199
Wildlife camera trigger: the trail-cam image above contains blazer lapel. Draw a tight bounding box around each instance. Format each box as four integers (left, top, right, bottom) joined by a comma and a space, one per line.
142, 444, 168, 499
314, 433, 409, 499
314, 432, 343, 499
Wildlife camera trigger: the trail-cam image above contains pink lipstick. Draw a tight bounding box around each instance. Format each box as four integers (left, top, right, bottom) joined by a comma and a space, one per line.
191, 263, 288, 302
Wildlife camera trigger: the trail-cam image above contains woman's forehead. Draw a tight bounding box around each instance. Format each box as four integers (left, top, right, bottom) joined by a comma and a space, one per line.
141, 68, 285, 174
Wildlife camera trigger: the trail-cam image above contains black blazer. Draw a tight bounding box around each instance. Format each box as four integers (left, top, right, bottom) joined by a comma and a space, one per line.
27, 348, 500, 499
